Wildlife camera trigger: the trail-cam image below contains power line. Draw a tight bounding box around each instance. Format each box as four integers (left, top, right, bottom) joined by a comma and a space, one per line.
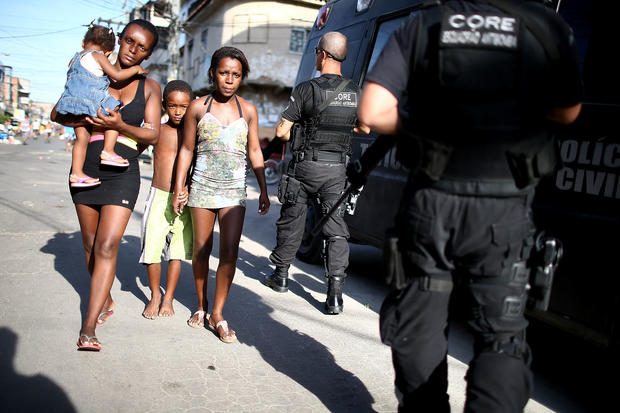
1, 14, 85, 25
97, 17, 129, 26
0, 26, 84, 40
0, 6, 130, 40
75, 0, 126, 13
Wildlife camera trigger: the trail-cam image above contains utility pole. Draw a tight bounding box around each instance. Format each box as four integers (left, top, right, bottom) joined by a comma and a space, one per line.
97, 2, 182, 83
167, 0, 181, 82
97, 17, 127, 34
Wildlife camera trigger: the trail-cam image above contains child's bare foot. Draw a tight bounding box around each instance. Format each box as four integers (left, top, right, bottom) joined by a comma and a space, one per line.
142, 294, 161, 320
158, 297, 175, 317
70, 170, 89, 180
100, 150, 129, 167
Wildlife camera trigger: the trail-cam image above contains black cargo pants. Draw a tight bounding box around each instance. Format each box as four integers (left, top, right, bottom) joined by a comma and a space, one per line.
380, 186, 535, 413
270, 160, 350, 275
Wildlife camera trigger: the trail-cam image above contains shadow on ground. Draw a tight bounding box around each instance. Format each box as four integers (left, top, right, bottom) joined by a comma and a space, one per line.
40, 232, 376, 411
0, 327, 77, 412
39, 231, 198, 322
227, 245, 377, 412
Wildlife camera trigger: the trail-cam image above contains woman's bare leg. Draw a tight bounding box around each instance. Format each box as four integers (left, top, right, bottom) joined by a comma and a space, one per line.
188, 207, 216, 325
209, 205, 245, 337
76, 204, 132, 338
75, 204, 98, 277
75, 204, 113, 315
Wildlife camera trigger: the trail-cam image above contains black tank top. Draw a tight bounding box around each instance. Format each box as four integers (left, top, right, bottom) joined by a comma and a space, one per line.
120, 76, 146, 127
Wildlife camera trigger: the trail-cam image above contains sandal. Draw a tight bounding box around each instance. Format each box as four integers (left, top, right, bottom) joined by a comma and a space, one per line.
77, 333, 101, 351
187, 310, 205, 329
207, 315, 237, 343
69, 174, 100, 188
97, 309, 114, 325
100, 151, 129, 167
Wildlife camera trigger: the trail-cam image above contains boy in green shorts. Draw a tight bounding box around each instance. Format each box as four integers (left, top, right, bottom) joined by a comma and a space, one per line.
139, 80, 193, 319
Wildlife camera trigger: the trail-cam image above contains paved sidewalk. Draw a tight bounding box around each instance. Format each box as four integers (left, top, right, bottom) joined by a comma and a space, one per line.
0, 138, 557, 412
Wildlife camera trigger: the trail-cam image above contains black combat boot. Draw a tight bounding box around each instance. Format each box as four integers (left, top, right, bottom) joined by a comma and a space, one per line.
263, 265, 289, 293
325, 275, 344, 314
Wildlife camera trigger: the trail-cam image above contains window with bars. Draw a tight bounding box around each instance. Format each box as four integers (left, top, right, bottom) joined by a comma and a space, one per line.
289, 27, 309, 54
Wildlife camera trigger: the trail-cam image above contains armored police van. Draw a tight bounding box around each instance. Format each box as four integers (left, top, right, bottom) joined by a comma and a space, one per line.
292, 0, 619, 352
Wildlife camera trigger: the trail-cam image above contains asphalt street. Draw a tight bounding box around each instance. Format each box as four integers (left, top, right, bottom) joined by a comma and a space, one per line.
0, 136, 593, 412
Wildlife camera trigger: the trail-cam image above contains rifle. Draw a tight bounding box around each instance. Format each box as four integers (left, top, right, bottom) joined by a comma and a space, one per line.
311, 135, 397, 236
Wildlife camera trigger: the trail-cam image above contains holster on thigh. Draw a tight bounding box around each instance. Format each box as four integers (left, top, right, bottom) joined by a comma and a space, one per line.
277, 174, 302, 205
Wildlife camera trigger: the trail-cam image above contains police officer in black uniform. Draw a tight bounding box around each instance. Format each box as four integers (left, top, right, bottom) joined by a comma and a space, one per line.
354, 0, 582, 411
264, 31, 369, 314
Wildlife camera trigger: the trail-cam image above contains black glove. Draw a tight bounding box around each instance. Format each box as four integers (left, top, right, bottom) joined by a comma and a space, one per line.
346, 159, 366, 190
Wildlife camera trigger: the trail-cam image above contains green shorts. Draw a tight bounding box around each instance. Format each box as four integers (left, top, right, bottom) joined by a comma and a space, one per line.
139, 187, 193, 264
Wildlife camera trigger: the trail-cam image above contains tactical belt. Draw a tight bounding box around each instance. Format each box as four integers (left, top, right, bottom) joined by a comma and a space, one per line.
295, 149, 347, 163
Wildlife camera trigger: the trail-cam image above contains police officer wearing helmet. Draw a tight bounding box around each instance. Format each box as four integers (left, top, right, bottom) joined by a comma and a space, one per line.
354, 0, 582, 411
264, 31, 369, 314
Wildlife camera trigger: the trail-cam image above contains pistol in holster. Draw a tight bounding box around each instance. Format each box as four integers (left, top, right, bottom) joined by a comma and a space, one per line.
527, 233, 563, 312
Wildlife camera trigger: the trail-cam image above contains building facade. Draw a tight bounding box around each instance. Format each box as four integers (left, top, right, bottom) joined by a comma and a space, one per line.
1, 63, 31, 119
135, 0, 323, 136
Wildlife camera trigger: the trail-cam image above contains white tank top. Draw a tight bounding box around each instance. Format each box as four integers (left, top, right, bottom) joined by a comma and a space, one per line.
79, 51, 104, 77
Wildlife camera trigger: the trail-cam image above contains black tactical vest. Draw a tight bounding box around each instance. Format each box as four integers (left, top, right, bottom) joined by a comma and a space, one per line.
404, 0, 554, 192
299, 75, 359, 155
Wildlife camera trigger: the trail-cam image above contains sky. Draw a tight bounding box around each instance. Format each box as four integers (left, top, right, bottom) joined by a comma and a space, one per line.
0, 0, 146, 104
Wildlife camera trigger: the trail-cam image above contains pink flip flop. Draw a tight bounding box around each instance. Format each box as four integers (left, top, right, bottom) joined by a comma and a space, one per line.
100, 151, 129, 167
70, 174, 101, 188
77, 333, 101, 351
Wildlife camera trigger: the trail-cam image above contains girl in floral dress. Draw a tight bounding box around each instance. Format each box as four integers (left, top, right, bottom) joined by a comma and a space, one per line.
172, 47, 270, 343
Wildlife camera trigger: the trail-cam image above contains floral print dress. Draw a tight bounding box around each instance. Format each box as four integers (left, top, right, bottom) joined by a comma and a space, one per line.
188, 95, 248, 209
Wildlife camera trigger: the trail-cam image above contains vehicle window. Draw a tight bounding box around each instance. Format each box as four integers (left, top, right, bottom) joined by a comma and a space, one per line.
362, 13, 417, 83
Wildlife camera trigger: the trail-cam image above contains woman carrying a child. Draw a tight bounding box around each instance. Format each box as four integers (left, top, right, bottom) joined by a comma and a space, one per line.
56, 22, 149, 187
52, 19, 162, 351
